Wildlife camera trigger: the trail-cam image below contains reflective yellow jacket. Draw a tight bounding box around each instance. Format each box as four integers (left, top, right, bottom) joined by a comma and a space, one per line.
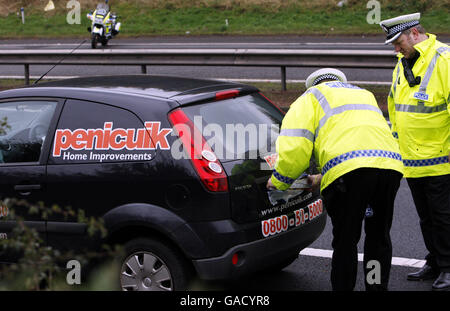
388, 34, 450, 178
271, 82, 404, 192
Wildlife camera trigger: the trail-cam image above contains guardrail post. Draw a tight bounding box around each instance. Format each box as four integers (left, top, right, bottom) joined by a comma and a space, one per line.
281, 66, 286, 91
141, 65, 147, 74
24, 64, 30, 85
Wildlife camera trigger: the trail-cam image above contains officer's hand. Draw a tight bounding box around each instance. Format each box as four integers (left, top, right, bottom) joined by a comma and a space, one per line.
307, 174, 322, 193
267, 177, 277, 190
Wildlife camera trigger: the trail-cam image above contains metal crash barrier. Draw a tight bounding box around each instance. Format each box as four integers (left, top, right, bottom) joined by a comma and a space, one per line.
0, 49, 397, 87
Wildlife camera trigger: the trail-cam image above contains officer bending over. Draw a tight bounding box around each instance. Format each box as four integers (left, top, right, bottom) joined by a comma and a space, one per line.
267, 68, 404, 291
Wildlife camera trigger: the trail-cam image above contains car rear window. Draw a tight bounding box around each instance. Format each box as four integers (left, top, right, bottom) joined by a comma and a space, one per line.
182, 93, 283, 162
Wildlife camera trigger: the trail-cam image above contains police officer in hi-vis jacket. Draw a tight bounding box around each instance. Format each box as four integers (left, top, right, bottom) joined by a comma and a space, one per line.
380, 13, 450, 291
267, 68, 404, 291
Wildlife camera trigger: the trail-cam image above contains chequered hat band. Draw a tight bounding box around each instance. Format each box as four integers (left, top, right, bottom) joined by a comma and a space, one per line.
312, 74, 340, 87
385, 21, 420, 40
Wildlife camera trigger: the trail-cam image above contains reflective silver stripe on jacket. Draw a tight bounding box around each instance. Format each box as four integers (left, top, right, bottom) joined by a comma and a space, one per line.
436, 46, 450, 54
279, 128, 315, 142
395, 102, 447, 113
307, 88, 383, 140
419, 50, 441, 93
315, 104, 383, 138
393, 61, 401, 95
396, 48, 446, 112
308, 88, 332, 113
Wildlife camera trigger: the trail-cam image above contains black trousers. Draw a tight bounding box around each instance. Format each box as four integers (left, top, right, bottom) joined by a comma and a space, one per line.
407, 174, 450, 272
322, 168, 402, 291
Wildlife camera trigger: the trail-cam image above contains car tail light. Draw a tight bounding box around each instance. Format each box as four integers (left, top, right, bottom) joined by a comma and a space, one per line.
168, 109, 229, 192
232, 253, 239, 265
215, 90, 239, 101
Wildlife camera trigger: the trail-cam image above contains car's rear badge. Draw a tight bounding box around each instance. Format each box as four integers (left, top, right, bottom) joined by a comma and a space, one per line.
234, 184, 252, 191
53, 121, 172, 161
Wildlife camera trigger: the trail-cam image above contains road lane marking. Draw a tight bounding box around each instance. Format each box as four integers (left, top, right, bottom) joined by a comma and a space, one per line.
299, 247, 426, 268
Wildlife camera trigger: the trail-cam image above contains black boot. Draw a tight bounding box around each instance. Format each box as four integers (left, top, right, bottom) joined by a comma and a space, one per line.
432, 272, 450, 291
407, 265, 439, 281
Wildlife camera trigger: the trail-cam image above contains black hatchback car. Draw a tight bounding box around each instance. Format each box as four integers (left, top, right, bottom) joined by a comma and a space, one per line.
0, 75, 326, 291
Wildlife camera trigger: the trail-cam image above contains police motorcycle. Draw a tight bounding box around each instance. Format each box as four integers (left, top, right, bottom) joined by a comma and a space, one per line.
87, 0, 121, 49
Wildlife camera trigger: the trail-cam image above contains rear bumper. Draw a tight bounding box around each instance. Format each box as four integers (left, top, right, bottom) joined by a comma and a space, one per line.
192, 211, 327, 280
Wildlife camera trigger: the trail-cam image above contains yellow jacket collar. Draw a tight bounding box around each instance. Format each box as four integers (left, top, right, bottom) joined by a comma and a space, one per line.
396, 33, 436, 59
413, 33, 436, 55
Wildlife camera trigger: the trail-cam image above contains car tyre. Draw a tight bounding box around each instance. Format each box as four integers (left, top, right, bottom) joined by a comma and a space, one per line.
119, 237, 192, 291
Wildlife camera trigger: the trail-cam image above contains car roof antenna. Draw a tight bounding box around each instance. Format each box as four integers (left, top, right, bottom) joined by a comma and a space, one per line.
33, 39, 87, 85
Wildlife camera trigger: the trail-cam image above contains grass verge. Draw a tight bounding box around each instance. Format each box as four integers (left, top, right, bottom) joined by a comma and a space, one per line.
251, 82, 389, 114
0, 1, 448, 38
0, 79, 30, 90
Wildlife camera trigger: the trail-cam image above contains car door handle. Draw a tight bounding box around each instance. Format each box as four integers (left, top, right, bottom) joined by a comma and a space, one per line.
14, 184, 42, 195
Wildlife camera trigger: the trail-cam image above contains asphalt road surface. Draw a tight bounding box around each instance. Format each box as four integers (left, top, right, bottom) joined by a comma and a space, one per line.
1, 35, 448, 83
192, 178, 432, 291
